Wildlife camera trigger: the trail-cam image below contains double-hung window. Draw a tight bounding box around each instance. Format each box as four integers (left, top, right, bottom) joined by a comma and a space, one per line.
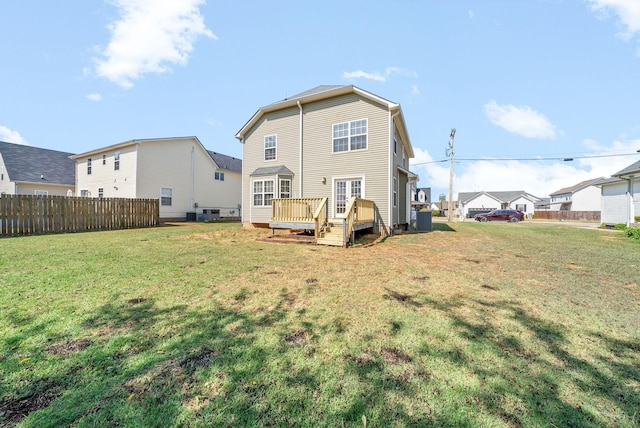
114, 151, 120, 170
280, 179, 291, 198
264, 135, 276, 161
87, 158, 92, 175
333, 119, 367, 153
253, 180, 274, 206
160, 187, 172, 206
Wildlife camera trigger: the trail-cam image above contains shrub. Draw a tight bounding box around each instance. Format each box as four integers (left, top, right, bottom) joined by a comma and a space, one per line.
635, 215, 640, 223
613, 223, 627, 230
624, 227, 640, 240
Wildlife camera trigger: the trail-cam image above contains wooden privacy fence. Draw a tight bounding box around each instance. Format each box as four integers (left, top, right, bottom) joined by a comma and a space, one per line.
533, 210, 601, 222
0, 195, 159, 237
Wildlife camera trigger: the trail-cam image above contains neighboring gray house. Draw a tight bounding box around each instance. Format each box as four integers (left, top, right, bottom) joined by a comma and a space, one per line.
458, 190, 540, 218
599, 160, 639, 226
0, 141, 75, 196
235, 85, 416, 243
412, 187, 431, 210
548, 178, 604, 211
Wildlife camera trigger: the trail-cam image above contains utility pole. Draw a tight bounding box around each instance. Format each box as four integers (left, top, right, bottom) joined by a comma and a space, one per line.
447, 128, 456, 222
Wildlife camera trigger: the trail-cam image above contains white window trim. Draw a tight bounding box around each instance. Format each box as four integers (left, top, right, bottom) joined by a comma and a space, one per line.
264, 135, 277, 161
160, 187, 173, 206
332, 118, 368, 154
279, 178, 291, 198
215, 171, 225, 181
252, 179, 275, 207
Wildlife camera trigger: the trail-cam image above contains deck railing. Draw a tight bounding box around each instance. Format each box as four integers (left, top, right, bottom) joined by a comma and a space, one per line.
313, 198, 328, 243
271, 198, 326, 222
343, 197, 375, 245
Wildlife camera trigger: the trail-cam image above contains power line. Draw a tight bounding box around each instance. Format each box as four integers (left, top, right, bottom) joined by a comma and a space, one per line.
412, 151, 640, 166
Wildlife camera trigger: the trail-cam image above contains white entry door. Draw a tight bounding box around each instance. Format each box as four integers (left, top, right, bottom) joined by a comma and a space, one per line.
335, 179, 362, 217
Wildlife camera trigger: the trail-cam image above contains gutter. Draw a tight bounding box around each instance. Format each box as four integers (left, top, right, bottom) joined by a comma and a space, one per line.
298, 101, 303, 197
389, 109, 401, 229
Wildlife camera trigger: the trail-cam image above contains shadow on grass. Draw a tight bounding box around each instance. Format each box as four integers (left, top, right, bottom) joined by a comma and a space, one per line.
432, 222, 456, 232
2, 292, 638, 427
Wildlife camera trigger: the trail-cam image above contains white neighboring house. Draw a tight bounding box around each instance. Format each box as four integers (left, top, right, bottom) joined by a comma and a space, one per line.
0, 141, 75, 196
457, 191, 540, 218
598, 160, 639, 226
71, 137, 242, 221
548, 178, 604, 211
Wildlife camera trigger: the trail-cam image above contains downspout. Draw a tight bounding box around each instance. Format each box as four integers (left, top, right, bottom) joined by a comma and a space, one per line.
626, 175, 635, 227
190, 146, 195, 210
298, 101, 303, 197
239, 137, 247, 224
389, 109, 400, 233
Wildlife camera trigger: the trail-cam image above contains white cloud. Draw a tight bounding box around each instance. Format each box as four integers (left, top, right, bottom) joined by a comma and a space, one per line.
0, 126, 28, 145
412, 139, 640, 199
468, 10, 475, 19
484, 100, 557, 139
94, 0, 216, 88
588, 0, 640, 40
87, 93, 102, 101
343, 66, 418, 83
411, 85, 420, 96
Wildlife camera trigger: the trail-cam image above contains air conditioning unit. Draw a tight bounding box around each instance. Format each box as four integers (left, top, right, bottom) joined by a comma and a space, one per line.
202, 209, 220, 221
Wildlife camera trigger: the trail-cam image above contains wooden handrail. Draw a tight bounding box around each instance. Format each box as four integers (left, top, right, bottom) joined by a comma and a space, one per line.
313, 198, 328, 244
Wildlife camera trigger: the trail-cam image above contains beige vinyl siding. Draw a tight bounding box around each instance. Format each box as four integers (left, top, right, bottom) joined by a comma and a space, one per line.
301, 94, 391, 225
13, 182, 74, 196
241, 107, 300, 224
75, 144, 138, 199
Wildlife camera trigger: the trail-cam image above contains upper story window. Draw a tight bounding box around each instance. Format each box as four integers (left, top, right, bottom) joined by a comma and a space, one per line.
264, 135, 276, 161
215, 171, 225, 181
102, 154, 106, 165
333, 119, 367, 153
394, 138, 397, 154
114, 151, 120, 170
87, 158, 92, 175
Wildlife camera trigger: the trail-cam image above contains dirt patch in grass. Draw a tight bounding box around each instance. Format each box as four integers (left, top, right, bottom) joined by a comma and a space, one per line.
383, 289, 423, 307
127, 297, 147, 304
47, 338, 92, 357
380, 347, 412, 364
284, 329, 308, 345
0, 389, 60, 426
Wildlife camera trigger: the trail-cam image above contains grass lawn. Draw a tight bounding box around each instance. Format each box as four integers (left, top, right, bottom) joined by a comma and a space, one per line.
1, 221, 638, 427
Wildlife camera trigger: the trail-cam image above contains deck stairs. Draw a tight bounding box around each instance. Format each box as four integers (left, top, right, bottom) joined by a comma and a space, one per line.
316, 219, 346, 247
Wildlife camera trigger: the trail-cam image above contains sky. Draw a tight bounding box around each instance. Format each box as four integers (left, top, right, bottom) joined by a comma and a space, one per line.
2, 0, 640, 200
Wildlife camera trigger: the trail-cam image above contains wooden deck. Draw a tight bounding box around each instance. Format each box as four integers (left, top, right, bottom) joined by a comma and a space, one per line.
269, 197, 376, 247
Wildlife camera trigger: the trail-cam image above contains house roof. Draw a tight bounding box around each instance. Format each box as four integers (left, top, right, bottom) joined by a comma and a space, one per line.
0, 140, 75, 186
207, 151, 241, 173
549, 178, 605, 196
235, 85, 414, 158
613, 160, 640, 178
251, 165, 294, 176
458, 190, 540, 205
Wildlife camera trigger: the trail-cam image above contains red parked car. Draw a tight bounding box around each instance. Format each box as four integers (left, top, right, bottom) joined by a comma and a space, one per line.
474, 209, 525, 223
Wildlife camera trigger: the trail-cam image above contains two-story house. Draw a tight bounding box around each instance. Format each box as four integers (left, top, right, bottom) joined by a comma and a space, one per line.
235, 85, 416, 244
548, 178, 604, 211
0, 141, 75, 196
71, 137, 242, 221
